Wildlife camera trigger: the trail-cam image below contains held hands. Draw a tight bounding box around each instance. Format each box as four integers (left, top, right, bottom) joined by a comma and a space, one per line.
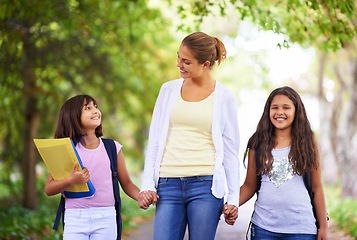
69, 162, 90, 185
223, 204, 238, 226
138, 190, 159, 210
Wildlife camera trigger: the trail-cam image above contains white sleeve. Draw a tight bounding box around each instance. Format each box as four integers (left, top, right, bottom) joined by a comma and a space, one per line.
222, 92, 240, 206
140, 85, 165, 191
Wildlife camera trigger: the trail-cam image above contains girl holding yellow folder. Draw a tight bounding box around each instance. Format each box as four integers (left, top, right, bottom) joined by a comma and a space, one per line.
44, 95, 154, 240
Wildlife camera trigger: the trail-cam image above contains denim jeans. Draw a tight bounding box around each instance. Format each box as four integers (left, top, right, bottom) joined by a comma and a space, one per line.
153, 176, 223, 240
251, 223, 317, 240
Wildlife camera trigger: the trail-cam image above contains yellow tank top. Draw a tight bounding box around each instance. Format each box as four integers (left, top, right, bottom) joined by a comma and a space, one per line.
159, 92, 216, 177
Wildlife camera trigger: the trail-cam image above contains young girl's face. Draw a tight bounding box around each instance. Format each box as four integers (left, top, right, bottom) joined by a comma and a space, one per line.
80, 100, 101, 132
176, 44, 207, 79
269, 94, 295, 131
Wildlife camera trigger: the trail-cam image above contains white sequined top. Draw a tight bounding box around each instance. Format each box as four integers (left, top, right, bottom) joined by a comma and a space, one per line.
251, 146, 317, 234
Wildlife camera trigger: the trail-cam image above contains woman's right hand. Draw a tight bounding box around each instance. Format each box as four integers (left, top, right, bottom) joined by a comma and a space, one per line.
69, 162, 90, 185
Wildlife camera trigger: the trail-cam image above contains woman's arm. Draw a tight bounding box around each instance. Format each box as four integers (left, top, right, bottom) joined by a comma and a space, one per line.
221, 91, 240, 207
140, 84, 167, 192
239, 149, 258, 206
44, 162, 90, 196
311, 157, 328, 240
220, 91, 240, 225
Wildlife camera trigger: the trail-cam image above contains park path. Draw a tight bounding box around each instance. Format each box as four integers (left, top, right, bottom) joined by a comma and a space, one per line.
123, 196, 354, 240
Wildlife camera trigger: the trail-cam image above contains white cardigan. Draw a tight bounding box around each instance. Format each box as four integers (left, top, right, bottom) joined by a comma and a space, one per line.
141, 78, 240, 206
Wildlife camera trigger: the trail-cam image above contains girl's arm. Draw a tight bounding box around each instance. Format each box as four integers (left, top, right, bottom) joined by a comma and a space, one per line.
311, 158, 328, 240
239, 149, 258, 206
116, 149, 155, 208
116, 149, 139, 200
44, 162, 90, 196
224, 148, 258, 224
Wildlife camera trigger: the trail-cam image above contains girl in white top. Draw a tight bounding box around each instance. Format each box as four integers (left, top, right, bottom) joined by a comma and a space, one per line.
227, 87, 328, 239
44, 95, 153, 240
139, 32, 240, 240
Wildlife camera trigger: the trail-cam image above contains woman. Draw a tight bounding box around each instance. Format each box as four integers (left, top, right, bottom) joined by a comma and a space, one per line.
139, 32, 240, 240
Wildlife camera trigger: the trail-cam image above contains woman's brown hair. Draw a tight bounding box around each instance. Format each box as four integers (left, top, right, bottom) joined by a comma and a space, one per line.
54, 95, 103, 145
244, 86, 319, 175
181, 32, 226, 68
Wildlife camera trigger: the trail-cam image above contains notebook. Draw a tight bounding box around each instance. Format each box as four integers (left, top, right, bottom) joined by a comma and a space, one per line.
34, 138, 95, 198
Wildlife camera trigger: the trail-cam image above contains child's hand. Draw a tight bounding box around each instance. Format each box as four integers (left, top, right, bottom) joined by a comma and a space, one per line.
69, 162, 90, 185
138, 190, 159, 210
223, 204, 238, 226
317, 226, 328, 240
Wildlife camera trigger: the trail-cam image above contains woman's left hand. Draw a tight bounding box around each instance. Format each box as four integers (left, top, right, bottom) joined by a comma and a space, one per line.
223, 204, 238, 226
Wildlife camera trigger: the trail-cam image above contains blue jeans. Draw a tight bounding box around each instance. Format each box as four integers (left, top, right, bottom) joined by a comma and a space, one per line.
251, 223, 317, 240
153, 176, 223, 240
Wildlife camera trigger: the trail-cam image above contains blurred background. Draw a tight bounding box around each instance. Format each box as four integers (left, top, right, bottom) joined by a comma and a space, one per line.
0, 0, 356, 239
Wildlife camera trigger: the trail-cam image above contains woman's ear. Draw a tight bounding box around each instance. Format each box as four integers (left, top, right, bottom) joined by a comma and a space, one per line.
203, 60, 211, 69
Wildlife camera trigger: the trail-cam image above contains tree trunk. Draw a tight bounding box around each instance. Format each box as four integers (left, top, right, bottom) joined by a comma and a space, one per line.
22, 34, 39, 210
317, 52, 339, 185
339, 58, 357, 198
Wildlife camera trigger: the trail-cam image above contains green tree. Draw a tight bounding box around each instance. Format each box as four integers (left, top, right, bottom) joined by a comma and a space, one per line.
171, 0, 356, 51
0, 0, 176, 210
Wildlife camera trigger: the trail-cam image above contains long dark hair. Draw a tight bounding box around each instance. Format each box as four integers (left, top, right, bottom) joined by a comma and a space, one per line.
244, 86, 319, 175
54, 95, 103, 145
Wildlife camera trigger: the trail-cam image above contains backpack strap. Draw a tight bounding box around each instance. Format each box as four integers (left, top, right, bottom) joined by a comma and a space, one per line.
302, 172, 314, 206
255, 147, 262, 195
102, 138, 122, 240
303, 171, 322, 229
53, 194, 65, 230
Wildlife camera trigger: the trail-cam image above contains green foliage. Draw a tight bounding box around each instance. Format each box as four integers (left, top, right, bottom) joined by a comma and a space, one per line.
325, 185, 357, 238
0, 0, 178, 208
169, 0, 357, 52
0, 196, 63, 240
0, 0, 177, 157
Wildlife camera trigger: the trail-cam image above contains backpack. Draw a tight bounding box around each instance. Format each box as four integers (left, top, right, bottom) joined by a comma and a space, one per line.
53, 138, 122, 240
254, 146, 324, 229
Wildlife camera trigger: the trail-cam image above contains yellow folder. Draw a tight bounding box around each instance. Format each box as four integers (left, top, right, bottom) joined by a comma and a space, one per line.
34, 138, 95, 198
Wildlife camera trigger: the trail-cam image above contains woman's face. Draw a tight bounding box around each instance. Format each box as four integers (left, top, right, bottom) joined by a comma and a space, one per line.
176, 44, 207, 79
